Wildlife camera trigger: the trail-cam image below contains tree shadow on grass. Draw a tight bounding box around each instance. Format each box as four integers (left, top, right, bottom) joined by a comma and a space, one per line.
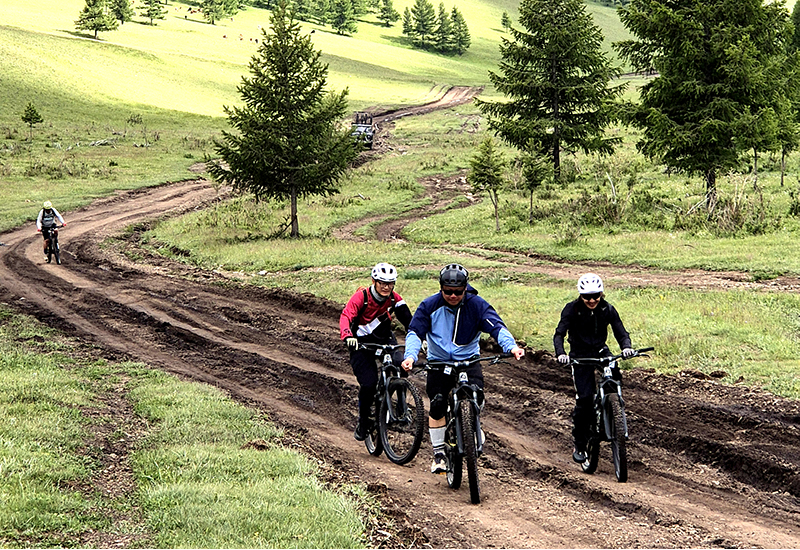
61, 30, 103, 40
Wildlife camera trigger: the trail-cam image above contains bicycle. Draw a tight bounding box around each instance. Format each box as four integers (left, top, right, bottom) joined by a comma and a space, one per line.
358, 343, 425, 465
425, 353, 511, 504
570, 346, 653, 483
42, 225, 64, 265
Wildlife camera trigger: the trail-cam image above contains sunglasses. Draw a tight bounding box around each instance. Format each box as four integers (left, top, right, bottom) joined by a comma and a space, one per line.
441, 288, 465, 296
581, 293, 602, 301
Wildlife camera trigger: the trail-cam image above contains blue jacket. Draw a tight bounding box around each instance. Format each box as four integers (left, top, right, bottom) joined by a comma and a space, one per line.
403, 284, 517, 362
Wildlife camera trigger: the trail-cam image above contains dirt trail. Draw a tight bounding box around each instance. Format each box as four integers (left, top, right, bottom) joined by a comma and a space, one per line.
1, 178, 798, 548
1, 89, 799, 547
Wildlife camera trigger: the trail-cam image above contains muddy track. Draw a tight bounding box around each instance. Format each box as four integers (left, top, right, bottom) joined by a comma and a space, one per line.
0, 178, 799, 548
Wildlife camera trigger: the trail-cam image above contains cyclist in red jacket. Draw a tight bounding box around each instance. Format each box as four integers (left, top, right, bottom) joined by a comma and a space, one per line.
340, 263, 413, 441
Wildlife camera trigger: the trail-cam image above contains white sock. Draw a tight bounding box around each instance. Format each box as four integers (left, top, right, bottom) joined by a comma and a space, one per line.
429, 426, 446, 454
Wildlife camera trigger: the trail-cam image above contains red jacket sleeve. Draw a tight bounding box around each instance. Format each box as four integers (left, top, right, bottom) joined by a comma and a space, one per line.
339, 291, 364, 340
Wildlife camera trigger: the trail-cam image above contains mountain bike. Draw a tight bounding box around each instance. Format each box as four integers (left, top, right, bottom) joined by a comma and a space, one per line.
571, 347, 653, 483
42, 225, 64, 265
358, 343, 425, 465
425, 353, 511, 504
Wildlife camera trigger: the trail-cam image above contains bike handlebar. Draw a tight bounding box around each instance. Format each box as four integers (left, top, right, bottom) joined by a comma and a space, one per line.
570, 347, 654, 366
425, 353, 512, 372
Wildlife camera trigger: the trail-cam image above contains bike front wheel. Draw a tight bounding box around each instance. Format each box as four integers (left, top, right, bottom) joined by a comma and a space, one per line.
606, 394, 628, 482
379, 378, 425, 465
364, 400, 383, 457
54, 241, 61, 265
459, 400, 481, 504
581, 405, 601, 474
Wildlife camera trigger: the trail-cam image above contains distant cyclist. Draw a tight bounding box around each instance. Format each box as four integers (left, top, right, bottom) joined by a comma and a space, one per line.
401, 263, 524, 474
36, 201, 66, 260
340, 262, 413, 441
554, 273, 634, 464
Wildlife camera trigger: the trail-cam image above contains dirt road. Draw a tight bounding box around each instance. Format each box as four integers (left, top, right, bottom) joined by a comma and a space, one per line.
0, 178, 798, 548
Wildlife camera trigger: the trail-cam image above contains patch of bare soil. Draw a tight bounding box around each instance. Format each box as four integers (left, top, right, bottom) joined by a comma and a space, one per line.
0, 178, 799, 548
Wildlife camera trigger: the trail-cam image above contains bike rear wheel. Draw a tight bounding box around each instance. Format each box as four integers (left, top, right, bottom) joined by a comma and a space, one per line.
606, 394, 628, 482
379, 378, 425, 465
459, 400, 481, 504
445, 413, 462, 490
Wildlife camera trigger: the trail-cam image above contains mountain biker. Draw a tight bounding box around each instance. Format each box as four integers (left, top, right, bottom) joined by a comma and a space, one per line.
36, 201, 66, 260
340, 262, 413, 441
401, 263, 525, 474
554, 273, 634, 464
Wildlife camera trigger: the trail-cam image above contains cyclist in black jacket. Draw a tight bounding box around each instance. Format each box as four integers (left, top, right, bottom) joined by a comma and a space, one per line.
554, 273, 633, 463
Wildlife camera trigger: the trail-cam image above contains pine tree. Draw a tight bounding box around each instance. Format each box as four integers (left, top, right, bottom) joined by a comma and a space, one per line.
410, 0, 436, 49
469, 137, 506, 232
141, 0, 167, 25
21, 102, 44, 141
312, 0, 331, 25
434, 2, 452, 52
377, 0, 400, 27
402, 7, 413, 36
450, 6, 469, 54
208, 0, 356, 238
616, 0, 792, 202
331, 0, 358, 34
110, 0, 134, 24
501, 11, 511, 32
477, 0, 622, 181
201, 0, 239, 25
75, 0, 118, 39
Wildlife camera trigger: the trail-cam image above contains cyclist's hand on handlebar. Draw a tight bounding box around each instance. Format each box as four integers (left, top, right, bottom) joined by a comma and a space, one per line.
510, 346, 525, 360
622, 347, 635, 358
345, 337, 359, 351
557, 354, 570, 364
401, 357, 414, 372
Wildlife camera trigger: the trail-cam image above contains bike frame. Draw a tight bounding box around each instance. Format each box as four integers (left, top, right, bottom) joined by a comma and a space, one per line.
373, 346, 406, 423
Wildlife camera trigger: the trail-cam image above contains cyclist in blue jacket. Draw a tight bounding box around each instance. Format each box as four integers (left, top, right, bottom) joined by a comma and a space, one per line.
554, 273, 633, 464
401, 263, 524, 474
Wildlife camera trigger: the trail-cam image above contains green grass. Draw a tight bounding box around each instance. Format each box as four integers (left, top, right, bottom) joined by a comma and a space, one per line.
0, 307, 366, 548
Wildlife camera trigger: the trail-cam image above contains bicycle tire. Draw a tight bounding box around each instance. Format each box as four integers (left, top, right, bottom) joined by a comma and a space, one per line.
54, 242, 60, 265
607, 394, 628, 482
581, 405, 601, 474
379, 378, 425, 465
445, 413, 462, 490
459, 400, 481, 504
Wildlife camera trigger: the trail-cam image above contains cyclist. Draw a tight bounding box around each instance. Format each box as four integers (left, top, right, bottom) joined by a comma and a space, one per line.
340, 262, 413, 441
36, 201, 66, 260
401, 263, 525, 474
554, 273, 634, 464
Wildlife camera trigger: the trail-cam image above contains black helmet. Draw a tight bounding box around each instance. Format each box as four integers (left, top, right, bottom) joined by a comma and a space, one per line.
439, 263, 468, 287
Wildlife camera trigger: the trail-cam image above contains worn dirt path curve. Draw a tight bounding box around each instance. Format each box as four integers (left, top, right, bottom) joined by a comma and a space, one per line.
1, 178, 799, 548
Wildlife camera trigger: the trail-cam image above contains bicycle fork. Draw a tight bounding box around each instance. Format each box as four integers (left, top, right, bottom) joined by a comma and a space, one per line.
598, 382, 629, 440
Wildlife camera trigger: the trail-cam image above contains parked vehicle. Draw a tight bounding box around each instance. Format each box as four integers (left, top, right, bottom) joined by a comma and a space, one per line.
351, 112, 375, 149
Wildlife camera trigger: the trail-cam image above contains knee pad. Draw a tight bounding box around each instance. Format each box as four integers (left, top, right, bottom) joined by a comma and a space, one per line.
429, 393, 447, 420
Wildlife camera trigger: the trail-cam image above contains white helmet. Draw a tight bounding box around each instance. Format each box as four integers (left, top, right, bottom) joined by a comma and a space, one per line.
371, 262, 397, 283
577, 273, 603, 294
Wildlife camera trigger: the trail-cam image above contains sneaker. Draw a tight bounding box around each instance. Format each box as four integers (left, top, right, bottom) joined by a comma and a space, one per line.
353, 420, 368, 441
430, 452, 447, 474
572, 448, 587, 463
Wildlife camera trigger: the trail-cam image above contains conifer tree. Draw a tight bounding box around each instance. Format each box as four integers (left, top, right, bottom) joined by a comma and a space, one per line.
434, 2, 452, 52
208, 0, 356, 238
501, 11, 511, 31
141, 0, 167, 25
477, 0, 622, 181
110, 0, 134, 24
410, 0, 436, 49
450, 6, 469, 54
402, 7, 413, 36
616, 0, 792, 201
331, 0, 358, 34
75, 0, 118, 39
377, 0, 400, 27
21, 102, 44, 141
469, 137, 506, 232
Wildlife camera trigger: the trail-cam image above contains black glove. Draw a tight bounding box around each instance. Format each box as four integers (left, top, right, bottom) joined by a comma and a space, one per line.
345, 337, 359, 351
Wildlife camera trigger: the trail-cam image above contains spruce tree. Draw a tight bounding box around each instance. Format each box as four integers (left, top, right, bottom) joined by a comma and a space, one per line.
616, 0, 792, 202
477, 0, 622, 181
469, 137, 506, 232
331, 0, 358, 34
110, 0, 133, 24
450, 6, 469, 55
75, 0, 118, 39
208, 0, 356, 238
377, 0, 400, 27
201, 0, 239, 25
402, 7, 413, 36
434, 2, 452, 52
410, 0, 436, 49
141, 0, 167, 25
21, 102, 44, 141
